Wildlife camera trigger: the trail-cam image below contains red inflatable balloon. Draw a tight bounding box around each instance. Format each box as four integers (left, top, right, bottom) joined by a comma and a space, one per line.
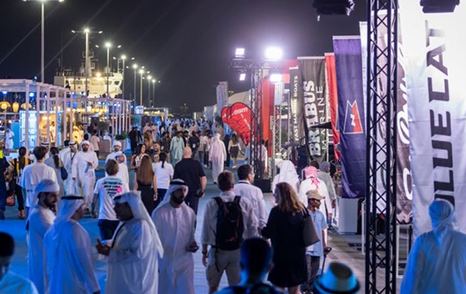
221, 102, 252, 145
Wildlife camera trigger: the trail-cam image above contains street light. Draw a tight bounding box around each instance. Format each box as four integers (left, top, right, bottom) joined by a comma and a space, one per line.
239, 72, 247, 81
147, 75, 152, 103
23, 0, 65, 83
71, 27, 103, 95
138, 68, 145, 106
132, 63, 138, 101
264, 46, 283, 61
104, 41, 112, 96
120, 54, 127, 98
235, 47, 246, 58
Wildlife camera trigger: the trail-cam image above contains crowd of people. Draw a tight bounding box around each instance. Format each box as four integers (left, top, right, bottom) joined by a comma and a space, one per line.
0, 117, 465, 294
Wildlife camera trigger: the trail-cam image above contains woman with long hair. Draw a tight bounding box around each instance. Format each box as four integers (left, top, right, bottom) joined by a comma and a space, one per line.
131, 144, 146, 170
228, 133, 241, 168
152, 152, 173, 208
6, 146, 30, 218
44, 147, 65, 197
134, 156, 158, 214
261, 182, 309, 294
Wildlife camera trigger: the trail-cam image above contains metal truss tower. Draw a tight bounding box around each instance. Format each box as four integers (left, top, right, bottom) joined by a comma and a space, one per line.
365, 0, 398, 293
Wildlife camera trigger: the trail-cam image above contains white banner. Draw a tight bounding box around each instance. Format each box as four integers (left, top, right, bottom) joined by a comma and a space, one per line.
400, 2, 466, 236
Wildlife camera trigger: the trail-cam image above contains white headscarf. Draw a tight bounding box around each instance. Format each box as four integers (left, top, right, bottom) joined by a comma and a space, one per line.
35, 179, 60, 198
54, 196, 85, 224
273, 160, 299, 190
46, 196, 86, 273
429, 199, 455, 240
156, 179, 189, 208
115, 192, 164, 257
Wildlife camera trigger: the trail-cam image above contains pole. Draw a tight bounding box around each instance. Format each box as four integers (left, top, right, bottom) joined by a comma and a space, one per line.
41, 3, 45, 83
85, 31, 89, 95
106, 47, 110, 97
139, 75, 143, 106
133, 70, 137, 102
152, 83, 155, 107
122, 59, 125, 99
147, 80, 151, 106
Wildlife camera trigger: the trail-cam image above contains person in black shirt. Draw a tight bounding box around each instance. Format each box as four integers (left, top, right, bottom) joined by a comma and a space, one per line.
173, 147, 207, 214
188, 131, 200, 158
128, 127, 142, 154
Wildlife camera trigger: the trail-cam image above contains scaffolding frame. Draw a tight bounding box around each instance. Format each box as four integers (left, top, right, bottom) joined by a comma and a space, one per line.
365, 0, 398, 293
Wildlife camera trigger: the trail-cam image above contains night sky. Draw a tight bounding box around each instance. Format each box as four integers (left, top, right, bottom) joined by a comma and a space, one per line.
0, 0, 366, 112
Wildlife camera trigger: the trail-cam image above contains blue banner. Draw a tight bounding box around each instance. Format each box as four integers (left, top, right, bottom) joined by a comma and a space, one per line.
333, 36, 366, 198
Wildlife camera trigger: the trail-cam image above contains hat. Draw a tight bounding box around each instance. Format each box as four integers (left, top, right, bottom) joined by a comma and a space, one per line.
81, 140, 90, 146
113, 141, 122, 147
35, 179, 60, 197
306, 190, 324, 200
314, 262, 360, 294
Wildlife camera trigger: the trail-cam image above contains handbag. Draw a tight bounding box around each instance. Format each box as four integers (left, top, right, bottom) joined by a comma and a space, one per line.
302, 209, 320, 247
60, 166, 68, 180
6, 195, 15, 206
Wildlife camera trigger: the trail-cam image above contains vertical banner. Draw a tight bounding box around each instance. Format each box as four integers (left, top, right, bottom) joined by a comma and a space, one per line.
325, 53, 341, 160
289, 67, 303, 143
333, 36, 366, 198
216, 81, 228, 116
298, 57, 328, 160
395, 20, 412, 224
261, 78, 274, 155
400, 2, 466, 235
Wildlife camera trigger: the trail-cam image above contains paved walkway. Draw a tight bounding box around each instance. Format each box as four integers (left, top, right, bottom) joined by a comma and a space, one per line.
0, 163, 399, 293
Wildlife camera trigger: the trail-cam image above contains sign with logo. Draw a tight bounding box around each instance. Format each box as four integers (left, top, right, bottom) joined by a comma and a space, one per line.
333, 36, 366, 198
221, 102, 252, 145
400, 1, 466, 235
298, 57, 328, 160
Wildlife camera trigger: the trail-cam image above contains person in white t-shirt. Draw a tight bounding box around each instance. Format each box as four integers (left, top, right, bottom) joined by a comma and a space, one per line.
93, 159, 129, 240
21, 146, 58, 216
153, 152, 173, 208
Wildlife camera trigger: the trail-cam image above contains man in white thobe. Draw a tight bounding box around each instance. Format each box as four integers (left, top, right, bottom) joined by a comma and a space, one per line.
234, 164, 268, 229
96, 192, 163, 294
114, 152, 129, 186
58, 140, 70, 163
0, 232, 38, 294
27, 180, 59, 293
61, 141, 78, 195
209, 133, 226, 183
152, 179, 197, 294
401, 199, 466, 294
170, 131, 185, 165
21, 146, 58, 216
43, 196, 100, 294
72, 141, 98, 206
105, 141, 127, 163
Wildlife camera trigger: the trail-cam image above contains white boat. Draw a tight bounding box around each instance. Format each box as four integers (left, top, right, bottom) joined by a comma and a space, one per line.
54, 72, 123, 98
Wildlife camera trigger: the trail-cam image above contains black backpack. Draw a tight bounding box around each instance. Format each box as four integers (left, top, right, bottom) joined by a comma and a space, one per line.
214, 196, 244, 250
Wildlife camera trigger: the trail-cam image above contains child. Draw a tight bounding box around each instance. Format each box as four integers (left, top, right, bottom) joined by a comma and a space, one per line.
303, 190, 330, 292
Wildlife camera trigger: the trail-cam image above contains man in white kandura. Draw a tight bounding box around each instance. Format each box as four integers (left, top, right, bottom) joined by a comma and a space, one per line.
44, 196, 100, 294
27, 179, 59, 293
21, 146, 57, 216
152, 179, 198, 294
61, 141, 78, 195
209, 133, 227, 184
106, 141, 127, 163
72, 140, 98, 206
96, 192, 164, 294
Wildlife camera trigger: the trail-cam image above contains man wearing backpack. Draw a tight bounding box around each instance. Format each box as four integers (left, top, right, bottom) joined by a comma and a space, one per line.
201, 171, 259, 294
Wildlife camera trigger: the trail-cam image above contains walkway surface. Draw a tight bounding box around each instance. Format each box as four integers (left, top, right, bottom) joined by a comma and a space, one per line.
0, 162, 401, 293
